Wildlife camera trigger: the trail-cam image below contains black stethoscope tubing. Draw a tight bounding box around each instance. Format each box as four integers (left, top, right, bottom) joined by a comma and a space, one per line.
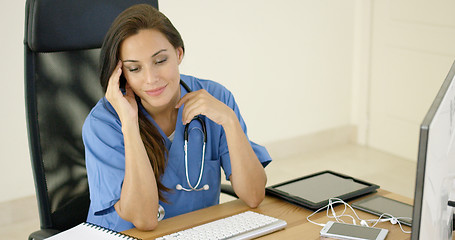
180, 80, 207, 143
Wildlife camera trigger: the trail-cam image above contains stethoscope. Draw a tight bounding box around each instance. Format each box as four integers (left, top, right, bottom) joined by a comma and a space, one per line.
157, 81, 209, 221
175, 80, 210, 192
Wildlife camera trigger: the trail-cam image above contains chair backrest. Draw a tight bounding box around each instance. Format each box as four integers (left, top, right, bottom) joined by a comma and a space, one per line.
24, 0, 159, 231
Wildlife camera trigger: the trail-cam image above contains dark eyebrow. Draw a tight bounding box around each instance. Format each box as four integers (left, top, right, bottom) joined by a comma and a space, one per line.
152, 49, 167, 57
122, 49, 167, 63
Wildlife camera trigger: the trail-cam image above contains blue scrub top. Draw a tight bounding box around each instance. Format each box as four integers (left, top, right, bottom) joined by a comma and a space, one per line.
83, 75, 271, 231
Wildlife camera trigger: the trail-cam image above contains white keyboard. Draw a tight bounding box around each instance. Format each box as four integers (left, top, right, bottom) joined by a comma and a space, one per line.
155, 211, 287, 240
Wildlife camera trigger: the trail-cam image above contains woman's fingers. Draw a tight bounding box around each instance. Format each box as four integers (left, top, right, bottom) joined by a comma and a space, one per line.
178, 90, 233, 126
182, 100, 205, 124
106, 61, 123, 99
175, 90, 193, 109
178, 91, 206, 124
105, 61, 138, 123
110, 62, 122, 86
124, 82, 137, 104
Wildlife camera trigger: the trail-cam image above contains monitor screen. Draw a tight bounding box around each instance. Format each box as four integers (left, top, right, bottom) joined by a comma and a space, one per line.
412, 60, 455, 240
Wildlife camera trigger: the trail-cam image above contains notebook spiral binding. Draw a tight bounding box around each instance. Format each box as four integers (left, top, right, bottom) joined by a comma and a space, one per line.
84, 222, 142, 240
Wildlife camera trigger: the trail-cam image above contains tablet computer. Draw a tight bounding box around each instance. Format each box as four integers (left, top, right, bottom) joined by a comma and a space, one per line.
352, 195, 412, 226
265, 170, 379, 210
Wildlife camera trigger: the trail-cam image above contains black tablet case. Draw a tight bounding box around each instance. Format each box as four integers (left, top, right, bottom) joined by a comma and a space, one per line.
266, 170, 379, 210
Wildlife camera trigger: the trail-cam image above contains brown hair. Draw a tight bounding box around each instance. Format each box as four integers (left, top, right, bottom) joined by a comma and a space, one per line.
99, 4, 185, 202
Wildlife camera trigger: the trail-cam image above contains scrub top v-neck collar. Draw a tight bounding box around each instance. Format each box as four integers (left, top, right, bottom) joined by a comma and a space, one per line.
138, 81, 190, 151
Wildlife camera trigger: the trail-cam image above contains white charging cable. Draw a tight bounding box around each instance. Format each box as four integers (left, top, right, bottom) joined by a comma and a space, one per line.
364, 212, 412, 234
307, 198, 362, 226
306, 197, 411, 234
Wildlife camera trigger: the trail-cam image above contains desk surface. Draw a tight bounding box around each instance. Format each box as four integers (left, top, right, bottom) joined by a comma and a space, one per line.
123, 189, 412, 240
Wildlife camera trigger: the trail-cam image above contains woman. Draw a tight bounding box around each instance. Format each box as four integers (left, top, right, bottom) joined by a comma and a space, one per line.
83, 4, 271, 232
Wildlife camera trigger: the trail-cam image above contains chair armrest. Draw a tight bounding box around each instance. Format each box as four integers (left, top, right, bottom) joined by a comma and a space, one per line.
220, 183, 238, 198
29, 229, 61, 240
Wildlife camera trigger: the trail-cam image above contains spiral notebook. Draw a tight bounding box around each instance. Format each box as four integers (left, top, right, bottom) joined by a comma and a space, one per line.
45, 222, 141, 240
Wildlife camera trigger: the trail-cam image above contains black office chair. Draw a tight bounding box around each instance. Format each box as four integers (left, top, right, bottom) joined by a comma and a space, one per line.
25, 1, 237, 239
24, 0, 159, 239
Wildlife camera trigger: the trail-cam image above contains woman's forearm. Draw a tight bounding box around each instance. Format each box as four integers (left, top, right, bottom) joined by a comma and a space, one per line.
222, 113, 267, 208
114, 121, 159, 230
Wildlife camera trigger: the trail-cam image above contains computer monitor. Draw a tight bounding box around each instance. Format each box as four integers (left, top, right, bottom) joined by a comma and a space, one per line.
412, 60, 455, 240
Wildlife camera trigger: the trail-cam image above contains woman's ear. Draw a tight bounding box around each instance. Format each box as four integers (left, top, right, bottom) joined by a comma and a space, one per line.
176, 47, 184, 64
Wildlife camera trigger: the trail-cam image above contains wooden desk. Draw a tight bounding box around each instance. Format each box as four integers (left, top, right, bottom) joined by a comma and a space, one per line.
123, 189, 412, 239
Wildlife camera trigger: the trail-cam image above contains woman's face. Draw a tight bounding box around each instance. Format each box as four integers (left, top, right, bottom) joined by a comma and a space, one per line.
120, 29, 183, 111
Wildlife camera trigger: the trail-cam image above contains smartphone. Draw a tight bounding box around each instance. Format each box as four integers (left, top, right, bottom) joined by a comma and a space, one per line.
352, 195, 412, 226
320, 221, 388, 240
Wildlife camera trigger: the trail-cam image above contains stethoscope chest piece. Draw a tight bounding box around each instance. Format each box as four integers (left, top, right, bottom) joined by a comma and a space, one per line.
157, 204, 165, 221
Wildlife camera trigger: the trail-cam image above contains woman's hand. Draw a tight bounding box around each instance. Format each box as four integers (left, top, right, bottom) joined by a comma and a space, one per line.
105, 61, 138, 124
176, 89, 267, 208
175, 89, 235, 126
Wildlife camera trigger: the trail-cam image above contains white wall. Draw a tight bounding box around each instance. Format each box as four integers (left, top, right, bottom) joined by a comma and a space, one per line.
159, 0, 357, 143
0, 0, 359, 203
367, 0, 455, 160
0, 0, 35, 202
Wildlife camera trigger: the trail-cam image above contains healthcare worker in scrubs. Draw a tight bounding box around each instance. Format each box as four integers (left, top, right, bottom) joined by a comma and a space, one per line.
82, 4, 271, 232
